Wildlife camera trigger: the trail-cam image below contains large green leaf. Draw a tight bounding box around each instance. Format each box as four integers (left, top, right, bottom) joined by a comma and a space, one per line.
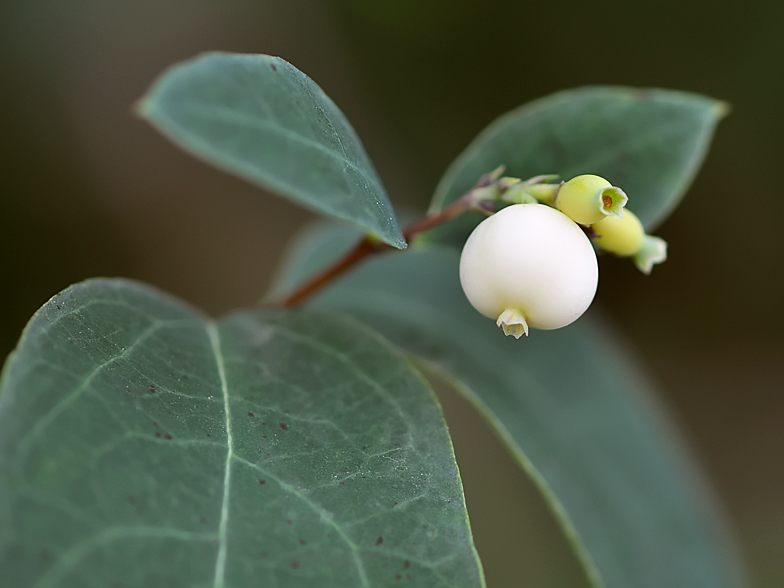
0, 279, 483, 588
431, 86, 725, 232
138, 53, 405, 249
272, 226, 746, 588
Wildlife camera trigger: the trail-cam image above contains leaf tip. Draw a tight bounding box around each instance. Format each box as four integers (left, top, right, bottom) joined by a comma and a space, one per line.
369, 230, 407, 250
131, 96, 152, 120
392, 236, 408, 250
713, 100, 732, 120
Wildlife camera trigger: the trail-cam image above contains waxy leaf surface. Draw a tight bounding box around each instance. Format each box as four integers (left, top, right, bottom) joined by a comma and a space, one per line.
0, 279, 483, 588
139, 52, 405, 248
432, 86, 724, 231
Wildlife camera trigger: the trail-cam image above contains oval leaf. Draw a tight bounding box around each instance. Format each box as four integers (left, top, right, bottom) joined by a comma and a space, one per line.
272, 226, 746, 588
0, 279, 483, 587
432, 87, 725, 231
138, 52, 405, 248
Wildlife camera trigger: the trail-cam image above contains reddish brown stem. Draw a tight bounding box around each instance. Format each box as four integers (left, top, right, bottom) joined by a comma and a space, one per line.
401, 200, 468, 240
282, 237, 380, 306
281, 196, 473, 307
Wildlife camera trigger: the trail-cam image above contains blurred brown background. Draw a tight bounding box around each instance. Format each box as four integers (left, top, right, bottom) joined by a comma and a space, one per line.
1, 0, 781, 586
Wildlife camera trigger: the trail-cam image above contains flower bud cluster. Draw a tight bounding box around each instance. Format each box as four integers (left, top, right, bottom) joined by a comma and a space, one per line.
459, 172, 669, 338
553, 174, 668, 275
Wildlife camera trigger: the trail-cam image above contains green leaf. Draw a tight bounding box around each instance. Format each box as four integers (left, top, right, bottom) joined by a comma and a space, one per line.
273, 227, 745, 588
432, 86, 725, 232
138, 52, 405, 249
0, 279, 483, 588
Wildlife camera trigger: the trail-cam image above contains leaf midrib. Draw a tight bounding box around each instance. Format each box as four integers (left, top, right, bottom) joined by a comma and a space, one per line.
207, 322, 233, 588
206, 320, 376, 588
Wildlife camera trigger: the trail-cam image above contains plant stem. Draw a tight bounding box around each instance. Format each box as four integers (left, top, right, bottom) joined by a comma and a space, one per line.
281, 196, 473, 307
281, 237, 381, 306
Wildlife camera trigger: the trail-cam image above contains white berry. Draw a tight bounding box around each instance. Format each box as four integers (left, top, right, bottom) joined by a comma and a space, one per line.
459, 203, 598, 337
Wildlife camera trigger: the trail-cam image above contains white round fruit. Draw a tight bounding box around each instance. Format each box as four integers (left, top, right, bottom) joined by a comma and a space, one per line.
459, 203, 598, 337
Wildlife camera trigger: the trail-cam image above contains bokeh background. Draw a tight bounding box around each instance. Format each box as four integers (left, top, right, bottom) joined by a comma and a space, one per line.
1, 0, 782, 586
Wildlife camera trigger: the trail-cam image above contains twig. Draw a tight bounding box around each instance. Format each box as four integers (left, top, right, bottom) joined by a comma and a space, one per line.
281, 196, 473, 307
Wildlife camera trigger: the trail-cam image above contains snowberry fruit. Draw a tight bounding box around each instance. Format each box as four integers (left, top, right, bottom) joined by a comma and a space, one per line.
556, 174, 627, 225
459, 203, 599, 338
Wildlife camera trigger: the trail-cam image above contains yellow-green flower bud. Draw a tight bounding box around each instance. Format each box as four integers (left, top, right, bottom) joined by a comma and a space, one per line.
556, 174, 628, 224
523, 183, 560, 205
592, 208, 645, 256
502, 177, 560, 205
592, 208, 668, 274
501, 183, 538, 204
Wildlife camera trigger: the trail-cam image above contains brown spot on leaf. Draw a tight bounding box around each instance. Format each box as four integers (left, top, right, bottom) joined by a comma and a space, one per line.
375, 536, 383, 546
258, 479, 266, 485
279, 423, 289, 431
271, 63, 278, 72
164, 434, 173, 440
404, 560, 410, 569
300, 539, 306, 545
248, 412, 254, 417
395, 574, 402, 580
148, 385, 156, 394
152, 421, 158, 427
154, 432, 162, 438
291, 560, 300, 569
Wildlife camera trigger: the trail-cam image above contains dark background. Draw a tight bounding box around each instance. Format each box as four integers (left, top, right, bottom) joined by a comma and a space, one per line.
1, 1, 781, 586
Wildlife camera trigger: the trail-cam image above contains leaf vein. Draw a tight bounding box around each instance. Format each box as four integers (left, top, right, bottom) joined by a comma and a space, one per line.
208, 322, 233, 588
232, 454, 370, 588
269, 325, 414, 447
18, 321, 177, 454
32, 526, 217, 588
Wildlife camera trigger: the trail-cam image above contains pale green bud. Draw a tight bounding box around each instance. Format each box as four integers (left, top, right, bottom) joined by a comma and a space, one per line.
556, 174, 628, 224
501, 176, 560, 205
523, 183, 560, 204
592, 208, 645, 256
501, 183, 538, 204
592, 208, 668, 274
